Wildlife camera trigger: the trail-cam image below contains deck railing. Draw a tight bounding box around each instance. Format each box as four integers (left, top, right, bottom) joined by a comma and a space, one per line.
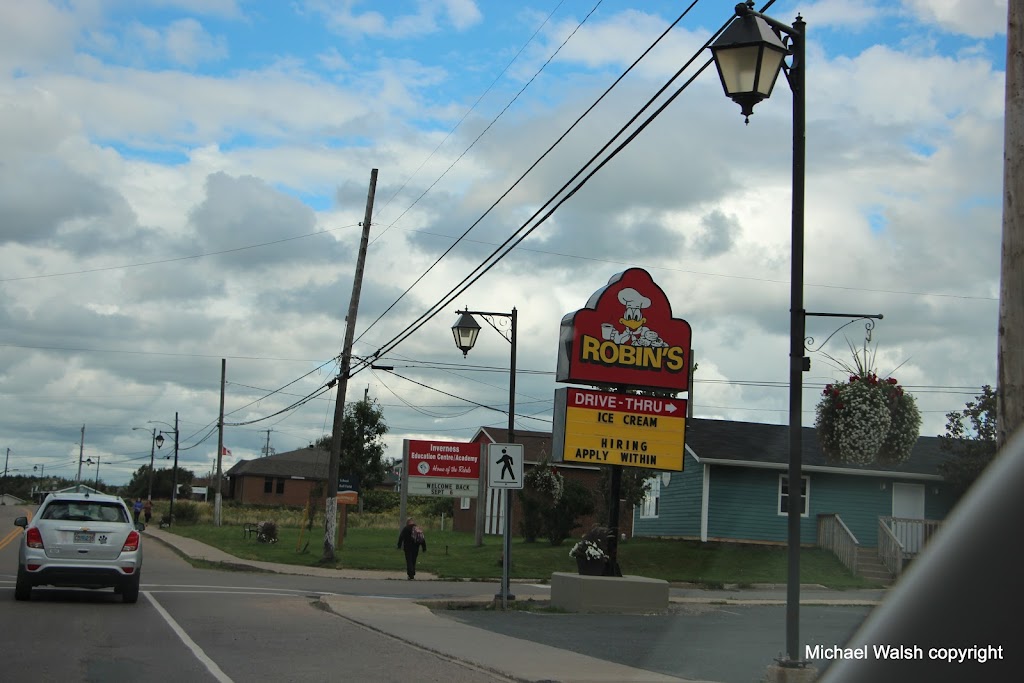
817, 513, 859, 575
877, 518, 905, 576
880, 516, 943, 555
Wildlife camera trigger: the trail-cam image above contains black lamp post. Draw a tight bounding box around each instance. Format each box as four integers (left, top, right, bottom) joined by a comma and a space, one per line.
452, 307, 517, 607
151, 412, 179, 524
711, 1, 807, 668
85, 456, 100, 489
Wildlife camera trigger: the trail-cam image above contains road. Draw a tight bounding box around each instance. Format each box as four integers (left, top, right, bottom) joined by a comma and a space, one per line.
1, 502, 877, 682
0, 503, 513, 682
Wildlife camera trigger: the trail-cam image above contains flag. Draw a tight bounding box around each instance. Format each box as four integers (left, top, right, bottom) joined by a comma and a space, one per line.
222, 446, 232, 456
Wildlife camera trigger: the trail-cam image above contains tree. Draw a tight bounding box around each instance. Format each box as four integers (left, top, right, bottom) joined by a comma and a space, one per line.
315, 397, 389, 491
597, 467, 653, 521
938, 385, 998, 498
122, 465, 194, 500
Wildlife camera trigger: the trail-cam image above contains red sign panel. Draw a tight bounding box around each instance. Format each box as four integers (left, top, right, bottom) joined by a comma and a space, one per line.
408, 440, 480, 479
556, 268, 692, 392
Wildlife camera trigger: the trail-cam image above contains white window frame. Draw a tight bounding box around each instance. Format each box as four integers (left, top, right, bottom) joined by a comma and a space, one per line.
460, 496, 471, 510
778, 475, 809, 517
640, 477, 661, 518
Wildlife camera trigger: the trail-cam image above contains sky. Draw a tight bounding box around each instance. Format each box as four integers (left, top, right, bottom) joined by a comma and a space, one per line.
0, 0, 1009, 487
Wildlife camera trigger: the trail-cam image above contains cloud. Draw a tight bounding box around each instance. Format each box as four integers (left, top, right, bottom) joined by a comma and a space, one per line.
306, 0, 482, 39
903, 0, 1007, 39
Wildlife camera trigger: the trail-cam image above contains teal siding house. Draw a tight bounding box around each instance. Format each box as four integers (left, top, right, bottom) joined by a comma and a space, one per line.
633, 419, 956, 560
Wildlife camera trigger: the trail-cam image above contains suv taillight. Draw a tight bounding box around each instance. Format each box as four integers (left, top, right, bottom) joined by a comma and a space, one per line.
26, 527, 44, 549
122, 530, 140, 552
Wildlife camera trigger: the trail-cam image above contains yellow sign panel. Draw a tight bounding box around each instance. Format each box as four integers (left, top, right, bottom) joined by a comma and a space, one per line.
554, 387, 686, 472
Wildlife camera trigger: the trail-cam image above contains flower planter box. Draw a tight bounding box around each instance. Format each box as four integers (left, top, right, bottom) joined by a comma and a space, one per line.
550, 572, 669, 614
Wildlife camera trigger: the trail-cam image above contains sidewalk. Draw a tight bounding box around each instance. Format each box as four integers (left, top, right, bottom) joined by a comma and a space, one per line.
144, 528, 882, 683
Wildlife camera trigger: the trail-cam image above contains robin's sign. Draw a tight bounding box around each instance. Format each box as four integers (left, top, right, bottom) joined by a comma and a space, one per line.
556, 268, 692, 392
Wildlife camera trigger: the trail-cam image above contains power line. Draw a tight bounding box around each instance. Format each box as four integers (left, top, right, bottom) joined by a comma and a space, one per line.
353, 1, 704, 351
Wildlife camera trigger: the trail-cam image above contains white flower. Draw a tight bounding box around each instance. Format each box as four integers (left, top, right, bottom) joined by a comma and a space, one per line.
569, 540, 608, 561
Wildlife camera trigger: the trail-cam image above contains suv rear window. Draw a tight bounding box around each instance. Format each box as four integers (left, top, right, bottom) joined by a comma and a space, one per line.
40, 501, 128, 523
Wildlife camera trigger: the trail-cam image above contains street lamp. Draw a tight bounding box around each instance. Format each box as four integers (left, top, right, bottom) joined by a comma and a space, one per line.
133, 427, 158, 501
150, 413, 179, 524
85, 456, 100, 489
452, 307, 517, 606
711, 1, 806, 669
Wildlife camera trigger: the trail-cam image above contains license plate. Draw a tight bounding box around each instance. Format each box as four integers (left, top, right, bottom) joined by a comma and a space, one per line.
73, 531, 95, 543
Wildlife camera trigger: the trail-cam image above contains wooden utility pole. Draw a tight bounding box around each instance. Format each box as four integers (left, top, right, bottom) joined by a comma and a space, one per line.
323, 168, 378, 562
1000, 0, 1024, 448
215, 358, 226, 526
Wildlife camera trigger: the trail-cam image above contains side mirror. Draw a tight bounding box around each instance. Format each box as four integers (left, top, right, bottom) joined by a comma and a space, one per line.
14, 517, 28, 528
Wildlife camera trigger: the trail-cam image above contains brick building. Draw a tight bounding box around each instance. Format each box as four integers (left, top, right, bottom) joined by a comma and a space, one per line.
225, 447, 330, 506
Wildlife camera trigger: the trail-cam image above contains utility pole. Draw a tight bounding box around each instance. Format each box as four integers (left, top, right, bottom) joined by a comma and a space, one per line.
75, 425, 85, 492
1000, 0, 1024, 448
262, 430, 273, 457
1, 447, 9, 504
323, 168, 378, 563
215, 358, 226, 526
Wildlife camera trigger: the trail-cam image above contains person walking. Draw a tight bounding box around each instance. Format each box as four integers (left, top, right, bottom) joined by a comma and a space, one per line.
143, 499, 153, 524
396, 517, 427, 580
132, 498, 143, 524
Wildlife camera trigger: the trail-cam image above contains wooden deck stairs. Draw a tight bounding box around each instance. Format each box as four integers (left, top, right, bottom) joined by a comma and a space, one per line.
855, 547, 894, 584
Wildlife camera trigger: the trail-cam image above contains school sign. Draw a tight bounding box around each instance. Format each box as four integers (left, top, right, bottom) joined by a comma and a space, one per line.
552, 269, 691, 472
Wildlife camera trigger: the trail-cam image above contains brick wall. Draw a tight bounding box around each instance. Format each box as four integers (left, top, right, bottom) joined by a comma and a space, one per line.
236, 475, 315, 507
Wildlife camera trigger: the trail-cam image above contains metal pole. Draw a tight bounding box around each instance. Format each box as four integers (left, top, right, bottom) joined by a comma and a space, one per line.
76, 424, 85, 491
170, 412, 179, 524
94, 456, 100, 489
215, 358, 226, 526
147, 429, 156, 502
785, 16, 807, 665
500, 308, 517, 609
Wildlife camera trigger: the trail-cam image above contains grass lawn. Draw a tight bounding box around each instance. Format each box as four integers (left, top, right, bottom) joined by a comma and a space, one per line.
164, 523, 882, 588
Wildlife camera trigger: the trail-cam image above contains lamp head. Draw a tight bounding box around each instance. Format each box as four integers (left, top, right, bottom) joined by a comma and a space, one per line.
155, 433, 165, 449
452, 310, 481, 357
710, 7, 788, 122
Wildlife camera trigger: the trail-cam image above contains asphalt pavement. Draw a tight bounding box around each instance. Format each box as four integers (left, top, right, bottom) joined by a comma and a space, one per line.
144, 527, 885, 683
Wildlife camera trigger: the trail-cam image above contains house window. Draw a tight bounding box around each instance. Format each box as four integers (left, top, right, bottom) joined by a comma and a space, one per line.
779, 475, 809, 517
460, 497, 471, 510
640, 477, 660, 518
264, 477, 273, 493
275, 478, 285, 494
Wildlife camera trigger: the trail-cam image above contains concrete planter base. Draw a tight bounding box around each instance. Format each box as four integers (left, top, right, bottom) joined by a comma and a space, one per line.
550, 572, 669, 614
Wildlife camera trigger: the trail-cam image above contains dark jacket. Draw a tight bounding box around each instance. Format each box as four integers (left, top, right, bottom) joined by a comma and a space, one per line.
397, 525, 427, 553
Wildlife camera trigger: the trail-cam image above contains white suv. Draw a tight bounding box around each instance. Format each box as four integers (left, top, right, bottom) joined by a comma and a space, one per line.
13, 492, 144, 603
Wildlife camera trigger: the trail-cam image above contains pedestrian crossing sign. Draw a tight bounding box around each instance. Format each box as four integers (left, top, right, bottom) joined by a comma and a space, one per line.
487, 443, 524, 489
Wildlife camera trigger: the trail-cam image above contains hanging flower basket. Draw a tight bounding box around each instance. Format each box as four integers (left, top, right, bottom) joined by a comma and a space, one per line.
815, 373, 920, 466
876, 379, 922, 465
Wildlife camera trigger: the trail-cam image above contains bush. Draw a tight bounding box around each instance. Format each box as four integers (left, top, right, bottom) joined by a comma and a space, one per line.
361, 489, 398, 513
172, 500, 200, 524
544, 479, 595, 546
518, 492, 544, 542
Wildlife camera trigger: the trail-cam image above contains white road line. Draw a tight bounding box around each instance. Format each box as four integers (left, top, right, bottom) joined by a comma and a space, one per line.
144, 591, 234, 683
146, 590, 315, 597
143, 583, 338, 595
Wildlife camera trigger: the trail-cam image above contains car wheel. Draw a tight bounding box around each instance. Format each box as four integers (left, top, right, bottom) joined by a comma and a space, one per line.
15, 567, 32, 601
121, 573, 141, 604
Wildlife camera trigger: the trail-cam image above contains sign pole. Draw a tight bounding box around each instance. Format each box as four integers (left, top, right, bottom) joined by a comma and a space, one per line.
502, 488, 512, 609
